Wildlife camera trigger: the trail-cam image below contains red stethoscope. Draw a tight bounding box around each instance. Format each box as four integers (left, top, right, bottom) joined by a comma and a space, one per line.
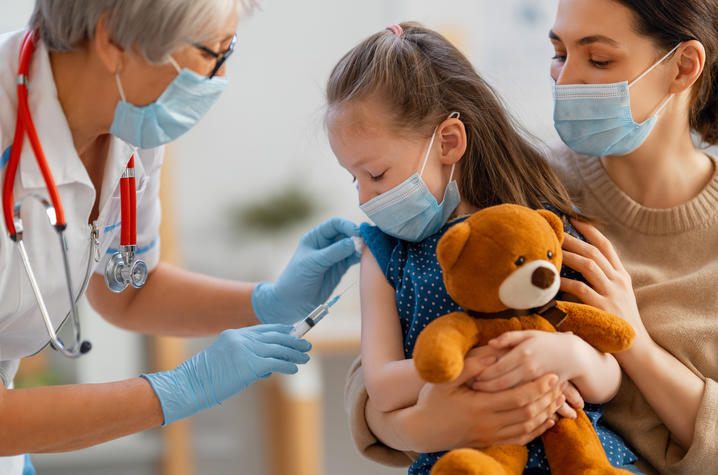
1, 31, 146, 358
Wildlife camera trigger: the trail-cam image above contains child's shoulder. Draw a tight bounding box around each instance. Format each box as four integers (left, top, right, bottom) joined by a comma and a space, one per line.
540, 203, 583, 242
359, 218, 469, 275
359, 223, 400, 276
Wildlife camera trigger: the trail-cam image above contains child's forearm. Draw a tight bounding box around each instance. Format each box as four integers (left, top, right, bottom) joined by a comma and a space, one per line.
570, 337, 621, 403
365, 359, 426, 412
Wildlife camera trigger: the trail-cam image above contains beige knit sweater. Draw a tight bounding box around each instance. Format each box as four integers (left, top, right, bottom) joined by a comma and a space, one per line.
344, 144, 718, 474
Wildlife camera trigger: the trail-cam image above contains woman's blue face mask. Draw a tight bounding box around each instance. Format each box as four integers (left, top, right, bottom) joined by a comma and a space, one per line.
110, 57, 227, 149
552, 44, 680, 157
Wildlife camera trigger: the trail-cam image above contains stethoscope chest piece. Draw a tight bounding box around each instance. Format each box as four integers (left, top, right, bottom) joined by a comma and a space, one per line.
105, 246, 148, 293
1, 31, 148, 358
104, 155, 147, 293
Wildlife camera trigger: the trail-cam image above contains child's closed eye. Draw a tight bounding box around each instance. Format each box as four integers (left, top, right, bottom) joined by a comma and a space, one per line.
370, 171, 386, 181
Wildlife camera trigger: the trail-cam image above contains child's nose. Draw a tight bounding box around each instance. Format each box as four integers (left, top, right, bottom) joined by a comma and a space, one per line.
357, 186, 375, 205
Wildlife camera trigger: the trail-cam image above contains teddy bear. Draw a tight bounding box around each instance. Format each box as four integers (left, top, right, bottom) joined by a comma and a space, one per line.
412, 203, 635, 475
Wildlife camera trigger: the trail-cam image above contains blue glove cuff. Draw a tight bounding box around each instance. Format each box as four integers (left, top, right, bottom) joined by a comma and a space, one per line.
252, 281, 277, 324
141, 365, 216, 426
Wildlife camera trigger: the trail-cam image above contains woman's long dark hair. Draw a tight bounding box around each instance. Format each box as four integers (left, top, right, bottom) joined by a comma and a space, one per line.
614, 0, 718, 145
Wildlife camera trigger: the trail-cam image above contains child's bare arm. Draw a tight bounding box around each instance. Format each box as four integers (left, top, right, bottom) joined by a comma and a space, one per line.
360, 248, 425, 412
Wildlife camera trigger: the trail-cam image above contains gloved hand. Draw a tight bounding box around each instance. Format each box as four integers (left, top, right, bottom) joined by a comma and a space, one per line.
252, 217, 360, 324
141, 324, 310, 426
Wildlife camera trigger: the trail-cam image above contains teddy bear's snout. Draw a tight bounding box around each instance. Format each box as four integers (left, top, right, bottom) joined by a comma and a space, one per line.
498, 260, 560, 310
531, 266, 555, 289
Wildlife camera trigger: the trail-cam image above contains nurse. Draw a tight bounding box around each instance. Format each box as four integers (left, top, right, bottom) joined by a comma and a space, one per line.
0, 1, 360, 473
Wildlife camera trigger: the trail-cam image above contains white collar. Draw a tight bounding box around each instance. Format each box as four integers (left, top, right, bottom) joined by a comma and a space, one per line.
17, 37, 90, 190
14, 34, 140, 211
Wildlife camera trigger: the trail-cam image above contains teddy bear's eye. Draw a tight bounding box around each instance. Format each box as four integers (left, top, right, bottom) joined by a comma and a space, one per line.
515, 256, 525, 266
547, 250, 553, 259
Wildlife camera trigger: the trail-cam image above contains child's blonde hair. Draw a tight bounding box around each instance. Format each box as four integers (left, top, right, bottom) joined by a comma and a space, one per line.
326, 22, 580, 218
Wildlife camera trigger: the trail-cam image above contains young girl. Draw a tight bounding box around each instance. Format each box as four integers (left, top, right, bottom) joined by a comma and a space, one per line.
326, 23, 638, 474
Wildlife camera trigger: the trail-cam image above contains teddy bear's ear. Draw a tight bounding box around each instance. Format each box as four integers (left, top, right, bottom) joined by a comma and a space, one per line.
536, 209, 565, 245
437, 221, 471, 269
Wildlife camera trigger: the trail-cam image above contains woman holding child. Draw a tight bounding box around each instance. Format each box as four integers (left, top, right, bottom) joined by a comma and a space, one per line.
344, 1, 718, 473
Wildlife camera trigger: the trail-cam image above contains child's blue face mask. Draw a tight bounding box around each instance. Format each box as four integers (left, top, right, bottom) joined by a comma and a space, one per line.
359, 112, 461, 242
110, 57, 227, 149
552, 44, 680, 157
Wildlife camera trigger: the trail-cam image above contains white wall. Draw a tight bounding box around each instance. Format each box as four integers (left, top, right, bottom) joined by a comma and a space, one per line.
172, 0, 561, 284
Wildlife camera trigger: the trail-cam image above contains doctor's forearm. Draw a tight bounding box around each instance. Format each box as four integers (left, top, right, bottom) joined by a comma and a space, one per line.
0, 378, 162, 455
87, 263, 260, 336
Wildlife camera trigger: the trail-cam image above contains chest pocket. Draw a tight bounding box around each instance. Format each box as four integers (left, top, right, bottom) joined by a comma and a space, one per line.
104, 175, 150, 235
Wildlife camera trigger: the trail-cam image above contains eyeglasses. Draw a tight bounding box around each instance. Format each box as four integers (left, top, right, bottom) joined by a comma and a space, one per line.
193, 33, 237, 79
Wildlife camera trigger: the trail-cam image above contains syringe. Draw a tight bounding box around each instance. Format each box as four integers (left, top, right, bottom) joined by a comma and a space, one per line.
290, 281, 356, 337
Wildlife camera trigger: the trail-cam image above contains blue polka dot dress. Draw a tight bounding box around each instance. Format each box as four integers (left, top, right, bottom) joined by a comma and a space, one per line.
359, 208, 637, 475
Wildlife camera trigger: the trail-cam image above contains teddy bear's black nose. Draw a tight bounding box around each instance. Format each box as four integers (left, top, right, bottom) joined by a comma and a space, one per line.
531, 267, 555, 289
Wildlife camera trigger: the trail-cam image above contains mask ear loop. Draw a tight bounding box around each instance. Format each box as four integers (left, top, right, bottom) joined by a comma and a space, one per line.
168, 56, 182, 74
115, 56, 182, 104
420, 112, 462, 180
628, 44, 681, 119
114, 69, 127, 102
628, 43, 681, 88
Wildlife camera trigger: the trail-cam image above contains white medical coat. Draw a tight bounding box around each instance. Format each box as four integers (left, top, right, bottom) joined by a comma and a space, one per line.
0, 29, 163, 473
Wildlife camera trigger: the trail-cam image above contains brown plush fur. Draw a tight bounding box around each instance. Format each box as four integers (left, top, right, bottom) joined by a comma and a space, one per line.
412, 204, 635, 475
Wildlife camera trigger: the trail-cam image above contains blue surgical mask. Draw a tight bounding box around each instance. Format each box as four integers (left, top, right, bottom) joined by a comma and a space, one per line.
553, 44, 680, 157
110, 57, 227, 148
360, 113, 462, 242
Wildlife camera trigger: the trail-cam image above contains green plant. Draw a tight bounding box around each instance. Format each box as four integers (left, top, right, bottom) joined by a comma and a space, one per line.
230, 185, 318, 234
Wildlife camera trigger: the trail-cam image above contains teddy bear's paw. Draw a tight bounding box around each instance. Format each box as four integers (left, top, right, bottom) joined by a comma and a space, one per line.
431, 447, 526, 475
414, 341, 467, 383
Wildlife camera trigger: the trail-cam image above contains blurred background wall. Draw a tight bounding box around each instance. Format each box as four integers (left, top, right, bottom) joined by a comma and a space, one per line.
1, 1, 567, 474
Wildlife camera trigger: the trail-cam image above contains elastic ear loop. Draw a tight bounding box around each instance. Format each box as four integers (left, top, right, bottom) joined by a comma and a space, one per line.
114, 56, 182, 103
629, 45, 681, 117
168, 56, 181, 74
114, 70, 127, 102
419, 111, 461, 181
628, 43, 681, 87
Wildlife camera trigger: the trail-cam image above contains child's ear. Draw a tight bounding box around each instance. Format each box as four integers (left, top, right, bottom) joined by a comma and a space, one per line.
438, 116, 467, 167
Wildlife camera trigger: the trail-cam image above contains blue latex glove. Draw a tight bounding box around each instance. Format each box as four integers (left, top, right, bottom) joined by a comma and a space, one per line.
252, 217, 360, 324
141, 324, 310, 426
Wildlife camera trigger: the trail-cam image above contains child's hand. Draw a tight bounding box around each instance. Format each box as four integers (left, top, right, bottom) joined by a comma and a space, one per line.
471, 330, 587, 393
556, 381, 583, 420
464, 344, 510, 388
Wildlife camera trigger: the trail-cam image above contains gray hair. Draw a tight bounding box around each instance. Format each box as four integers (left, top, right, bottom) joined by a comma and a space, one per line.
29, 0, 253, 64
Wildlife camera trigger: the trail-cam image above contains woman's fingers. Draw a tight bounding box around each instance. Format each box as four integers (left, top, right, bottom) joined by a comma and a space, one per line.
562, 249, 613, 294
494, 418, 556, 447
560, 277, 603, 308
563, 232, 615, 279
489, 373, 560, 412
570, 219, 624, 272
472, 366, 527, 393
490, 391, 565, 444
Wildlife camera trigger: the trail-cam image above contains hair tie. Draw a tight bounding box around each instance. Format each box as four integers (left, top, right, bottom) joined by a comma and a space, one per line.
386, 24, 403, 36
